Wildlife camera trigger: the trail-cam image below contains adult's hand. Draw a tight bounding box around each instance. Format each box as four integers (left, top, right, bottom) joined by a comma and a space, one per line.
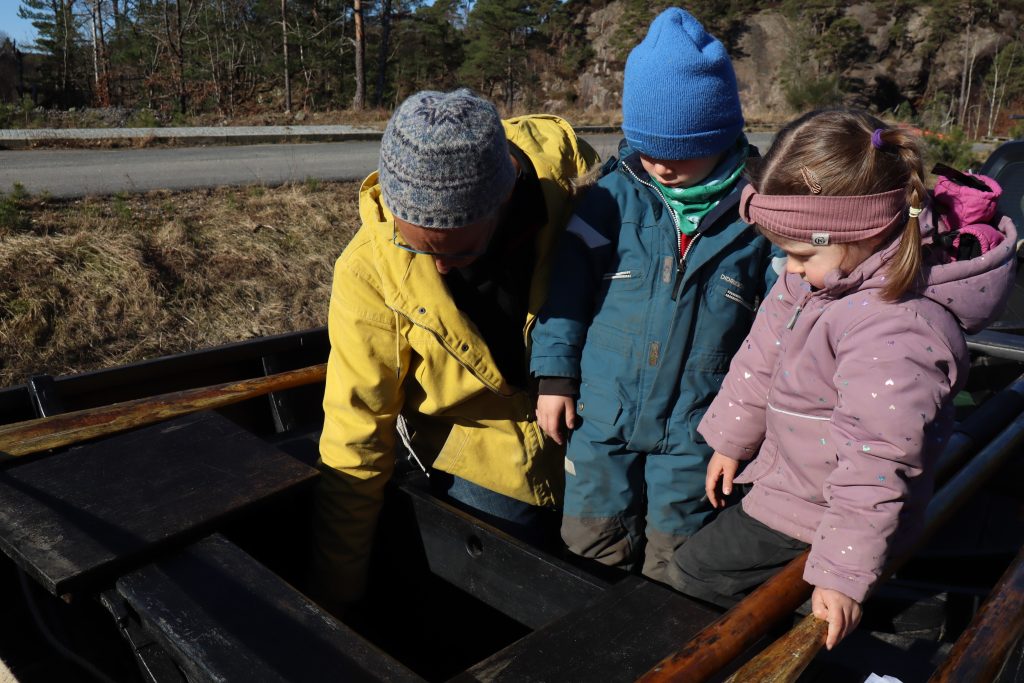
536, 394, 578, 446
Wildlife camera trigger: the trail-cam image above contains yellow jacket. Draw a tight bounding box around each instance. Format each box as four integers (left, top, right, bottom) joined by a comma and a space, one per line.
313, 115, 599, 602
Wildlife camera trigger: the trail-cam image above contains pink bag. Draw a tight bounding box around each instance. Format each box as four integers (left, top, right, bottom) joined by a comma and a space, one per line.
931, 164, 1005, 261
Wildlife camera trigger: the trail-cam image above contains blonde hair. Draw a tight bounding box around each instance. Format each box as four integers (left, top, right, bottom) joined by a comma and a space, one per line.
748, 109, 926, 300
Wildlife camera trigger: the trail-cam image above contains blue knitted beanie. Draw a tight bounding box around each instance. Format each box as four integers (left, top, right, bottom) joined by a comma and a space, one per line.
622, 8, 744, 160
379, 89, 515, 229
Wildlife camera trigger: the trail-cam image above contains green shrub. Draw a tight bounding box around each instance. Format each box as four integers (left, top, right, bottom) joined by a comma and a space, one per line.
0, 102, 15, 128
0, 183, 30, 232
891, 101, 914, 122
9, 182, 28, 202
1010, 119, 1024, 140
0, 96, 38, 129
922, 127, 979, 171
127, 109, 160, 128
113, 193, 133, 224
784, 75, 842, 112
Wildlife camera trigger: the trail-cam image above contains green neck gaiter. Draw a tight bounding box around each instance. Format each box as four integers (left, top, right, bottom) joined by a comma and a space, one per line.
651, 137, 748, 235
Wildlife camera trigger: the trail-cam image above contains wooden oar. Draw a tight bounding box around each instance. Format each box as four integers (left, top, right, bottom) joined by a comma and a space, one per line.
0, 363, 327, 458
723, 614, 827, 683
636, 551, 813, 683
928, 545, 1024, 682
637, 393, 1024, 683
690, 407, 1024, 683
935, 375, 1024, 484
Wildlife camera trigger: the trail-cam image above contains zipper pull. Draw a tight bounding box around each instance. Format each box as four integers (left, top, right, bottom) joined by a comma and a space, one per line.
671, 260, 687, 301
786, 305, 803, 330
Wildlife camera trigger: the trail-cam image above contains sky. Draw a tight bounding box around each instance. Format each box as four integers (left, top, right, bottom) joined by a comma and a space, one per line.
1, 1, 38, 47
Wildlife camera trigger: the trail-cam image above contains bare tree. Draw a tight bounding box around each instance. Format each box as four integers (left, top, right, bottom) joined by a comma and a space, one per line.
281, 0, 291, 113
86, 0, 110, 105
160, 0, 199, 113
987, 40, 1020, 137
958, 25, 979, 127
352, 0, 365, 109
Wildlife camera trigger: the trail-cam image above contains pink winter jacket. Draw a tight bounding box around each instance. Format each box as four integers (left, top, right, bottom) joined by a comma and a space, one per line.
697, 211, 1017, 602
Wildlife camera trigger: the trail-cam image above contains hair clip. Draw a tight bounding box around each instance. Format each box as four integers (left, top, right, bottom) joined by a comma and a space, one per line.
871, 128, 886, 150
800, 167, 822, 194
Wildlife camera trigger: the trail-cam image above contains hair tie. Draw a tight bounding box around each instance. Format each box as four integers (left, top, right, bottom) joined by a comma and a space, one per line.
871, 128, 886, 150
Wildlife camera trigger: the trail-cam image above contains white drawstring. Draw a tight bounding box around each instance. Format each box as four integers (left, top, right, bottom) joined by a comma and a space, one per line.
396, 414, 428, 476
391, 309, 426, 475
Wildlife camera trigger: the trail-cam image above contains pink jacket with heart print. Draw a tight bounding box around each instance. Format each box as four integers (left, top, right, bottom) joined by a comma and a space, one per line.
697, 211, 1017, 602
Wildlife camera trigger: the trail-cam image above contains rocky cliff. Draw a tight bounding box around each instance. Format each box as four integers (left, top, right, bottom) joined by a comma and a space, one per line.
560, 2, 1022, 133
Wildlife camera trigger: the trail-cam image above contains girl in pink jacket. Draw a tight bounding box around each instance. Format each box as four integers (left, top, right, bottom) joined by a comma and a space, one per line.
668, 109, 1017, 650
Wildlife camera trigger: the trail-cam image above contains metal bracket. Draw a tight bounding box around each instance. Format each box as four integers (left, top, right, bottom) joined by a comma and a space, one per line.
27, 374, 65, 418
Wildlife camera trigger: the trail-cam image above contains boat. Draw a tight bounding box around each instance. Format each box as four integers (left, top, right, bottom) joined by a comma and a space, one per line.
0, 141, 1023, 683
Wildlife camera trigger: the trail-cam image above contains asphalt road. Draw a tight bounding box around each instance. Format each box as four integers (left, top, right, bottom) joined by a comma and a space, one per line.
0, 133, 779, 198
0, 140, 383, 198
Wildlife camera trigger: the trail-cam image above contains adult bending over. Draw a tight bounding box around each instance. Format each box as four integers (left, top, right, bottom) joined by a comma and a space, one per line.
312, 89, 599, 607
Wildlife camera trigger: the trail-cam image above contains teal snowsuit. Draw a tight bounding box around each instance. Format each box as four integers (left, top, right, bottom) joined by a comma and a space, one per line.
530, 143, 780, 581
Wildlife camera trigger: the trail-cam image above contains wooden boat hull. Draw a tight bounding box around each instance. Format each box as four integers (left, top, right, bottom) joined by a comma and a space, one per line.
1, 140, 1023, 682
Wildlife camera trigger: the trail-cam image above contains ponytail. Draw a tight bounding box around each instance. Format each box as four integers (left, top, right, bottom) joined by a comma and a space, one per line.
877, 127, 927, 301
881, 190, 923, 300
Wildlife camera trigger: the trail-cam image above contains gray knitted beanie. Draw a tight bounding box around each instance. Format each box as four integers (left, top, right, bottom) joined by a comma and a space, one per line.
379, 89, 515, 229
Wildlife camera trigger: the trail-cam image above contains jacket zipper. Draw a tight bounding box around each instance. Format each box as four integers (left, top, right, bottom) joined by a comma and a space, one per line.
621, 161, 698, 302
603, 270, 634, 280
673, 234, 700, 301
786, 305, 802, 330
724, 289, 755, 312
786, 290, 815, 330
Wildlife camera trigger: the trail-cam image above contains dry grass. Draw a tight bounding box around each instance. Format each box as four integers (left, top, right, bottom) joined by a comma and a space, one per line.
0, 181, 361, 387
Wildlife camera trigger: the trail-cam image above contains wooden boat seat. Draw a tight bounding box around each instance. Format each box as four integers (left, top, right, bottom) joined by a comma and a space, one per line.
112, 533, 421, 682
0, 410, 318, 596
452, 575, 720, 682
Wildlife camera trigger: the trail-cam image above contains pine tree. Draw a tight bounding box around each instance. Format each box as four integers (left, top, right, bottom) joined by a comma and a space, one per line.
18, 0, 83, 103
460, 0, 549, 110
389, 0, 464, 102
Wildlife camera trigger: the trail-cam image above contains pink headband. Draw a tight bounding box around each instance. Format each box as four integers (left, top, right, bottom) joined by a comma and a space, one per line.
739, 184, 907, 245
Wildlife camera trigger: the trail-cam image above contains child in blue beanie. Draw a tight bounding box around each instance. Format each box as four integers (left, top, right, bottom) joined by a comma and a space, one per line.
531, 7, 781, 582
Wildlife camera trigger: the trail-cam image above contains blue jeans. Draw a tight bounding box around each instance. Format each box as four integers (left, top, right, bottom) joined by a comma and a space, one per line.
430, 472, 560, 550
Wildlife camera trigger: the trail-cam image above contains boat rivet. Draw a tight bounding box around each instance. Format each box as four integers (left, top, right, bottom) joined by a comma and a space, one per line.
418, 307, 426, 314
461, 344, 469, 352
466, 535, 484, 558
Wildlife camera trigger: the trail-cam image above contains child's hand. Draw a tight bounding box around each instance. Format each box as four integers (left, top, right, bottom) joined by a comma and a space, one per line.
811, 587, 862, 650
536, 395, 578, 446
705, 452, 740, 508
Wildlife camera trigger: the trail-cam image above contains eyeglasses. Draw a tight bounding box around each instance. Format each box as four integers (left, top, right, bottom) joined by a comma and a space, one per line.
390, 224, 492, 260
